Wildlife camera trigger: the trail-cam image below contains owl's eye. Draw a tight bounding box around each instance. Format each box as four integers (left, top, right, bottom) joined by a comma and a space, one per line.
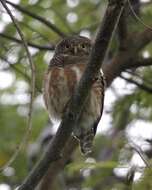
65, 44, 70, 49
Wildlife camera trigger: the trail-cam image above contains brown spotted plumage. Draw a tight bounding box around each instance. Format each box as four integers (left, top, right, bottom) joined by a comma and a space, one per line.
43, 36, 105, 155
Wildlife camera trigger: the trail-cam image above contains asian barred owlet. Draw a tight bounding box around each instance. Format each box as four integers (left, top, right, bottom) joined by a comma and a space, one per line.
43, 36, 105, 155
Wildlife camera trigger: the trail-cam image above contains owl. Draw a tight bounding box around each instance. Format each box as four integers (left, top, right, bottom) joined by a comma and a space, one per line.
43, 36, 105, 156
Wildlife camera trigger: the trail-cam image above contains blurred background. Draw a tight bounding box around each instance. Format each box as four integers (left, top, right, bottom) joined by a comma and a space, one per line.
0, 0, 152, 189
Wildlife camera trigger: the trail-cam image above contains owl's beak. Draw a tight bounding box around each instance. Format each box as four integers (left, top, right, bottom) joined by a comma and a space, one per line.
73, 47, 78, 54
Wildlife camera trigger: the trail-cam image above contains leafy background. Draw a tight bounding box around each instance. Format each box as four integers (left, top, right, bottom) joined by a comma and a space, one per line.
0, 0, 152, 189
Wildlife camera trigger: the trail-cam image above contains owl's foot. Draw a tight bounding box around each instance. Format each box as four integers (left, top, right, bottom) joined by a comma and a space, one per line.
72, 132, 94, 156
80, 139, 93, 156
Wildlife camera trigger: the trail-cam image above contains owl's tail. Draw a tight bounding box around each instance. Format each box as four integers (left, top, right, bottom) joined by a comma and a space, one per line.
79, 131, 94, 156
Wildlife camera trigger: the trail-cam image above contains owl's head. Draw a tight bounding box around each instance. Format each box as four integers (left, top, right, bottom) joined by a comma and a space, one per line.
55, 36, 91, 56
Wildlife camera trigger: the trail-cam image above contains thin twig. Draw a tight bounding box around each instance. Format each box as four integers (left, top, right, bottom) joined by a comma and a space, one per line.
5, 0, 66, 37
0, 32, 55, 50
0, 55, 30, 81
19, 20, 51, 41
128, 0, 152, 31
125, 70, 152, 85
0, 0, 35, 171
130, 141, 151, 168
50, 7, 74, 33
120, 75, 152, 94
118, 8, 128, 50
0, 55, 41, 93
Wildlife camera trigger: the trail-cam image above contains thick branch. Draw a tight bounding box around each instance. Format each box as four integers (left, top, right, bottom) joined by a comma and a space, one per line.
102, 28, 152, 86
0, 32, 55, 50
5, 0, 66, 37
36, 137, 78, 190
126, 57, 152, 68
133, 29, 152, 51
18, 1, 126, 190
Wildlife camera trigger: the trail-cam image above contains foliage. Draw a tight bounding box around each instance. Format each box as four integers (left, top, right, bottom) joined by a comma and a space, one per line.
0, 0, 152, 189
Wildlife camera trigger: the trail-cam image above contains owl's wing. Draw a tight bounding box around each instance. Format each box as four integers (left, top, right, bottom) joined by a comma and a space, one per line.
93, 69, 106, 135
49, 54, 65, 68
43, 55, 65, 111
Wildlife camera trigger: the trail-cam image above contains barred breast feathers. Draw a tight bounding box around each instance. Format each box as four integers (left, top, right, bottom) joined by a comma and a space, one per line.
44, 54, 106, 125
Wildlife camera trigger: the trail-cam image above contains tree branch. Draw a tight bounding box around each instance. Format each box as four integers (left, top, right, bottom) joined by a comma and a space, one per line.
125, 70, 152, 85
17, 1, 126, 190
0, 0, 36, 171
0, 55, 30, 81
102, 28, 152, 87
36, 137, 78, 190
0, 55, 42, 93
36, 4, 152, 190
0, 32, 55, 51
120, 75, 152, 94
5, 0, 66, 37
133, 29, 152, 52
126, 57, 152, 68
118, 8, 128, 50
